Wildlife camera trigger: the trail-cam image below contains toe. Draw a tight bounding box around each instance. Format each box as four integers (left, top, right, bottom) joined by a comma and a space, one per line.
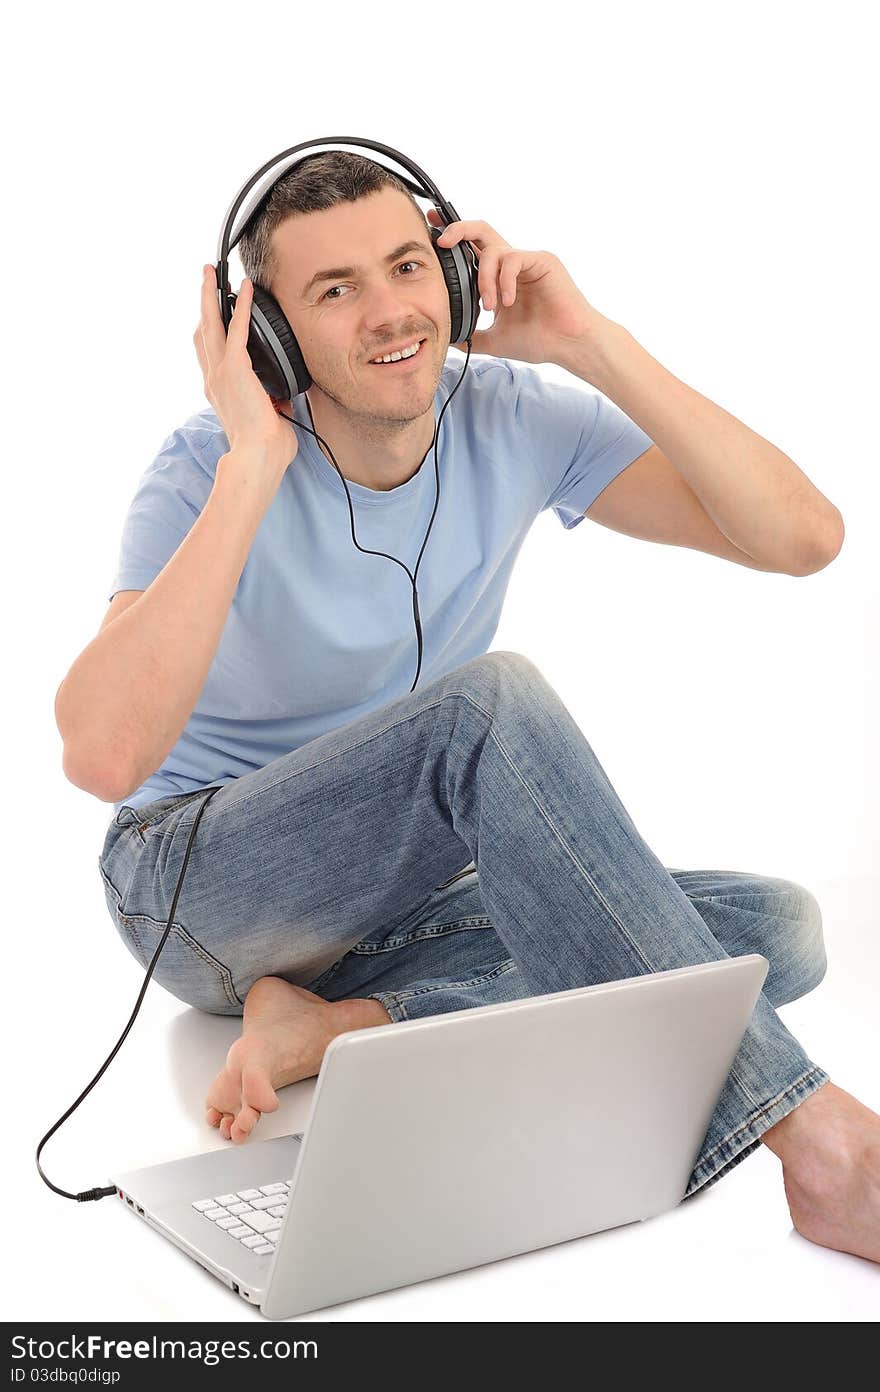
219, 1113, 234, 1141
230, 1103, 261, 1144
241, 1063, 280, 1116
206, 1106, 222, 1128
205, 1062, 243, 1120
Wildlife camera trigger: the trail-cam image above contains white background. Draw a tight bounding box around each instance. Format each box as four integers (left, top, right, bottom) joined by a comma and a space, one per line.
5, 0, 878, 1324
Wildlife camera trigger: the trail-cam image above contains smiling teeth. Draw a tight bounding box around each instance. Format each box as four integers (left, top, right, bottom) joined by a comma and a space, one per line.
371, 340, 422, 363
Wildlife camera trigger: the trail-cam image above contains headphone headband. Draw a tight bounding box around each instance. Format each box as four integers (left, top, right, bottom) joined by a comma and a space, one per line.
212, 136, 480, 397
215, 136, 470, 327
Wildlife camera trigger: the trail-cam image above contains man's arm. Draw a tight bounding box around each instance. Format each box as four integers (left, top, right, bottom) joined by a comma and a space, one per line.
55, 450, 287, 802
558, 322, 845, 577
584, 443, 804, 573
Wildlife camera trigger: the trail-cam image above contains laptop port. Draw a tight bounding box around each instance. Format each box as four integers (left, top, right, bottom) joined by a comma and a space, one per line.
136, 1205, 144, 1215
126, 1197, 133, 1206
232, 1283, 239, 1294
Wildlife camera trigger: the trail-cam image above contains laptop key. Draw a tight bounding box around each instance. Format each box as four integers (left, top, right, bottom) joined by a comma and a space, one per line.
214, 1194, 239, 1207
237, 1189, 262, 1201
248, 1195, 280, 1211
242, 1211, 280, 1234
203, 1207, 228, 1221
225, 1202, 252, 1216
253, 1243, 275, 1255
266, 1205, 287, 1218
241, 1234, 265, 1248
216, 1216, 240, 1229
229, 1225, 253, 1239
192, 1199, 215, 1212
260, 1183, 287, 1196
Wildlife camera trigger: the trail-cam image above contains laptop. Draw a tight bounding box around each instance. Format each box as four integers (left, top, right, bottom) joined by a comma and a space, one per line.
112, 953, 768, 1319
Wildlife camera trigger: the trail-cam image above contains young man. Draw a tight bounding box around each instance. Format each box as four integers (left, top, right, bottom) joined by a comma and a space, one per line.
56, 153, 878, 1266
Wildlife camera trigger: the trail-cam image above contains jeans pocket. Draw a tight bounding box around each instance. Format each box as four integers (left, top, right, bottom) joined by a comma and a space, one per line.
114, 910, 244, 1015
129, 788, 219, 843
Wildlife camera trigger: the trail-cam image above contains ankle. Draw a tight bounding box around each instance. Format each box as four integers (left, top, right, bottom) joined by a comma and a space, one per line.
761, 1079, 838, 1163
331, 996, 392, 1035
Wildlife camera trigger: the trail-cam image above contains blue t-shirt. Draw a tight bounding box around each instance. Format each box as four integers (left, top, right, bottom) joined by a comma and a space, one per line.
108, 354, 653, 812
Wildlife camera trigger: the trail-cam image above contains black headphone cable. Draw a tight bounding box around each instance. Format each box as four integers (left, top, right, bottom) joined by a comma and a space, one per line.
278, 336, 473, 691
36, 784, 223, 1201
35, 342, 471, 1201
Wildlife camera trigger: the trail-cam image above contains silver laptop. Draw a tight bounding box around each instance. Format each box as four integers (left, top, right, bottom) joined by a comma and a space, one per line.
113, 954, 768, 1319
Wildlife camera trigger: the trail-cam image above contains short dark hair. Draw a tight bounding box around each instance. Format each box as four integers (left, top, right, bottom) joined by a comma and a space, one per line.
237, 150, 426, 294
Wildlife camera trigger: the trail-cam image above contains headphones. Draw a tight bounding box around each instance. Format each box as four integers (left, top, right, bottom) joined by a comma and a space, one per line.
214, 136, 481, 696
36, 139, 483, 1204
214, 135, 482, 399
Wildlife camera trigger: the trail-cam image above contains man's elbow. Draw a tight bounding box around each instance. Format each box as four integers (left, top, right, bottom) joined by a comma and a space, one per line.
790, 510, 845, 576
61, 746, 131, 804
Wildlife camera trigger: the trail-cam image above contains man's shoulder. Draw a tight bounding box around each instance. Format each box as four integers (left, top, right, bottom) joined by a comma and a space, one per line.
145, 408, 229, 484
443, 353, 545, 411
176, 407, 230, 465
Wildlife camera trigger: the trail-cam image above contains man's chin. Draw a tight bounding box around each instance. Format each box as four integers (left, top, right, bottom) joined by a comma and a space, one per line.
358, 368, 441, 411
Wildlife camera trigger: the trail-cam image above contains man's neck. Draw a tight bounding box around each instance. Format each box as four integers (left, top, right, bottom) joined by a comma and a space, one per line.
304, 392, 437, 493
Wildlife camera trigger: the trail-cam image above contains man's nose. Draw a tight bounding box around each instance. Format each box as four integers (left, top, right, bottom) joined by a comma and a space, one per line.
361, 277, 417, 324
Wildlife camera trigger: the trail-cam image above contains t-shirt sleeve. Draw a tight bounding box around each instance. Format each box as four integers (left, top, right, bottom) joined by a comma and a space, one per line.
107, 422, 220, 602
509, 360, 654, 530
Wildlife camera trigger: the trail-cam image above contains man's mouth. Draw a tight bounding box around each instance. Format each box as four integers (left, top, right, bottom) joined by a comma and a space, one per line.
367, 337, 427, 369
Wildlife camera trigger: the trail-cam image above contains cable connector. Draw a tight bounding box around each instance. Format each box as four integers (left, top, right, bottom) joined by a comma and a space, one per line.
76, 1185, 118, 1203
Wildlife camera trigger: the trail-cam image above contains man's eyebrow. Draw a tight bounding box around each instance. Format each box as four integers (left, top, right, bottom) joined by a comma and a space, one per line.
301, 240, 434, 299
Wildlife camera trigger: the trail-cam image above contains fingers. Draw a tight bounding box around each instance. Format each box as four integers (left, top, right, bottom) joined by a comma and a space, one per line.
195, 265, 252, 373
196, 265, 225, 367
226, 276, 254, 349
477, 250, 501, 311
193, 324, 210, 385
462, 247, 523, 313
433, 221, 519, 311
497, 251, 523, 308
436, 219, 505, 252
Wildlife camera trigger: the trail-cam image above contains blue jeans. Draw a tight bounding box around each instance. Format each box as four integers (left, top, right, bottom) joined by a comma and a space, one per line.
98, 651, 830, 1197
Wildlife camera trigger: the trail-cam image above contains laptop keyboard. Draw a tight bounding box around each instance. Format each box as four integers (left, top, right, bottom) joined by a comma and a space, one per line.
192, 1182, 290, 1256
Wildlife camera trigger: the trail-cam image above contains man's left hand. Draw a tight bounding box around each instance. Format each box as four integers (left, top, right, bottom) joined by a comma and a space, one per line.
428, 210, 603, 367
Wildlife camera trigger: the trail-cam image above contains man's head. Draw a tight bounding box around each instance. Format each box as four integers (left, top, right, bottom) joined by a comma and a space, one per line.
238, 152, 452, 431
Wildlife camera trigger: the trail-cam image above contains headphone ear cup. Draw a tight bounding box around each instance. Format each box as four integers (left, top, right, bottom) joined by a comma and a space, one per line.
430, 224, 480, 345
226, 285, 312, 398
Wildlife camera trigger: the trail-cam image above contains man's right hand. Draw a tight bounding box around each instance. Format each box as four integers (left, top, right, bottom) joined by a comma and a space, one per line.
193, 266, 299, 476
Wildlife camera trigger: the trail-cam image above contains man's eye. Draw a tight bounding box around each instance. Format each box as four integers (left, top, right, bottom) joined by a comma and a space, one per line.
322, 260, 423, 301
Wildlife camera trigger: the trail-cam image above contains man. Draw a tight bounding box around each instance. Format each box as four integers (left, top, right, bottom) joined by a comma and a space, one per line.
57, 152, 878, 1267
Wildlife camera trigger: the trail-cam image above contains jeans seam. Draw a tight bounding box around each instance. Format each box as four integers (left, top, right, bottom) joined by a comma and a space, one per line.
485, 724, 658, 975
303, 955, 348, 995
700, 892, 804, 907
183, 687, 498, 824
99, 860, 123, 906
368, 991, 410, 1023
351, 918, 495, 954
685, 1064, 830, 1195
392, 958, 518, 1002
116, 911, 244, 1008
138, 790, 223, 838
696, 1066, 822, 1164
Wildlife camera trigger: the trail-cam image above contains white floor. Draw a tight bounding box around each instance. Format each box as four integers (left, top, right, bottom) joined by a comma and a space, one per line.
15, 874, 879, 1323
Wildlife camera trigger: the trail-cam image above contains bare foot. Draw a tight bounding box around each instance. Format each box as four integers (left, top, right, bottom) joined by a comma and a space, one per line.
761, 1080, 880, 1264
205, 976, 390, 1144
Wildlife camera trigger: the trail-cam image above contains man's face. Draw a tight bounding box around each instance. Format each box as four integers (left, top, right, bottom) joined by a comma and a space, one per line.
269, 188, 452, 423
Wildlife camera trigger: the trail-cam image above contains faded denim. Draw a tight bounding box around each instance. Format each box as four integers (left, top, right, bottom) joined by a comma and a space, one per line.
98, 651, 830, 1197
